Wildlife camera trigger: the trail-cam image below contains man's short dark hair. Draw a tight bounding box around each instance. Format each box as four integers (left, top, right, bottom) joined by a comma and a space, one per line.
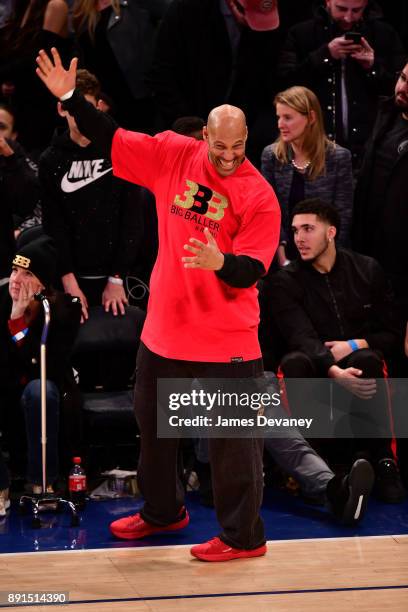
171, 116, 205, 136
291, 198, 341, 233
76, 69, 101, 100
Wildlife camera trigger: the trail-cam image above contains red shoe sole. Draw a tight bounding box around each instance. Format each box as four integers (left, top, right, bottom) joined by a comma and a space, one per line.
191, 543, 267, 562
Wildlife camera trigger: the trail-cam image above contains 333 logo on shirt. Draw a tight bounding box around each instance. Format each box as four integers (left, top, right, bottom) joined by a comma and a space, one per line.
174, 180, 228, 221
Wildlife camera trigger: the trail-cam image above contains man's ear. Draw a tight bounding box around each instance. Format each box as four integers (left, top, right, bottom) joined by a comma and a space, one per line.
96, 98, 105, 111
202, 126, 208, 142
328, 225, 337, 241
57, 101, 67, 118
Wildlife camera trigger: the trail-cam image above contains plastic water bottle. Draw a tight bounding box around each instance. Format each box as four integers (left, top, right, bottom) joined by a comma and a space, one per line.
69, 457, 87, 510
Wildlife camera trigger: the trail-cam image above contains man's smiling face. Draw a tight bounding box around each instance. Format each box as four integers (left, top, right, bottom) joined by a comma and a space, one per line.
203, 119, 247, 177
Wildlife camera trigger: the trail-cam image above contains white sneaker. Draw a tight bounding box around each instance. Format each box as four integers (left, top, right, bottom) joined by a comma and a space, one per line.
0, 489, 10, 517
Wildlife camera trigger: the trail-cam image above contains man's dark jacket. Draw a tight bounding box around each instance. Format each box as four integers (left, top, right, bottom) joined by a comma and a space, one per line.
353, 96, 408, 290
149, 0, 281, 128
277, 1, 405, 164
270, 248, 401, 373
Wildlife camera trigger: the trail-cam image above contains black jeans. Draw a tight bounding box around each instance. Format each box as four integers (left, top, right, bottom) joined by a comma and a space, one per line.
134, 342, 265, 550
20, 379, 60, 485
281, 349, 393, 463
0, 449, 8, 490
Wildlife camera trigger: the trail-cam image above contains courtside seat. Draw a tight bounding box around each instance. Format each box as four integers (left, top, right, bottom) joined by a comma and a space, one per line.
72, 305, 145, 472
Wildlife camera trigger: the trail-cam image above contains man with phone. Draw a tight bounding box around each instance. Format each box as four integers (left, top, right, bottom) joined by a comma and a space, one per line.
278, 0, 405, 169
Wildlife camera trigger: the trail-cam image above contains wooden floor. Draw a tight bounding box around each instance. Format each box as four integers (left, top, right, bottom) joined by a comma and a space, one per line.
1, 535, 407, 611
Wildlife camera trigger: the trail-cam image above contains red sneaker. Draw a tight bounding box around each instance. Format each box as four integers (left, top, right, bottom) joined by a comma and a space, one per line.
110, 508, 189, 540
190, 537, 267, 562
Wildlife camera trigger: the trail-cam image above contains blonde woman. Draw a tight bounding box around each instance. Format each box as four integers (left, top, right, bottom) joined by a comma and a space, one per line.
261, 86, 353, 266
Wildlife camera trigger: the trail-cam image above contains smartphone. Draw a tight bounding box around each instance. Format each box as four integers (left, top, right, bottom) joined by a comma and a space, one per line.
344, 31, 362, 44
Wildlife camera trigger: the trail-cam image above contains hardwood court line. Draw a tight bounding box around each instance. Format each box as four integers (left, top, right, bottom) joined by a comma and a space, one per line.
1, 536, 406, 610
2, 533, 407, 557
0, 584, 407, 609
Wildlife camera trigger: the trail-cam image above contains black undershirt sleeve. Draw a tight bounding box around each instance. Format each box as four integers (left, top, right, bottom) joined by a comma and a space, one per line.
216, 254, 265, 288
61, 90, 118, 158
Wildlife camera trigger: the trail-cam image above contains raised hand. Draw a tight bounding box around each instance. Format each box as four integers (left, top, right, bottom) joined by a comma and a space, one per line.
11, 279, 42, 320
182, 227, 224, 270
36, 47, 78, 99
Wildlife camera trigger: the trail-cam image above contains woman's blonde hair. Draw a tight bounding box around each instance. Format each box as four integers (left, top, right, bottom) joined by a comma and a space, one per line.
73, 0, 120, 38
274, 86, 334, 180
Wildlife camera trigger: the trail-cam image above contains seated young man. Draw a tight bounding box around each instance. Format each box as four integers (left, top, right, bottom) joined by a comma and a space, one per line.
270, 198, 406, 503
39, 69, 144, 322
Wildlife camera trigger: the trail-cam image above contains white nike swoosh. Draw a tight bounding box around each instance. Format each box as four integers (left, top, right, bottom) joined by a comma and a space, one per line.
61, 167, 112, 193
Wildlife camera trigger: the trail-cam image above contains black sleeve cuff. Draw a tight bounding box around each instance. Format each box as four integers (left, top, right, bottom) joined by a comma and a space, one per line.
62, 90, 117, 157
215, 254, 265, 288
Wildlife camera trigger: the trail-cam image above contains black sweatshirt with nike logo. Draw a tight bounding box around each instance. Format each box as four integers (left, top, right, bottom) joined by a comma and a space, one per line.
39, 128, 144, 279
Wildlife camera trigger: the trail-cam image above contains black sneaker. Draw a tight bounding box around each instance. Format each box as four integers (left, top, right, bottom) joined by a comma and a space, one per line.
374, 458, 407, 503
326, 459, 374, 526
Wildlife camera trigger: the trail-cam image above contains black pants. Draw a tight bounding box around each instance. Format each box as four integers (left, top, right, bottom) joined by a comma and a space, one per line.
134, 342, 265, 550
280, 349, 393, 463
0, 448, 8, 490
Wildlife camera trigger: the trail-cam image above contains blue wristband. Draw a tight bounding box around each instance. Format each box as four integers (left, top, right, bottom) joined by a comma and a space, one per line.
347, 339, 359, 352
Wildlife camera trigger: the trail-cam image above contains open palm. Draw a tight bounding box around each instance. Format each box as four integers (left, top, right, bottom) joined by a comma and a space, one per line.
36, 47, 78, 99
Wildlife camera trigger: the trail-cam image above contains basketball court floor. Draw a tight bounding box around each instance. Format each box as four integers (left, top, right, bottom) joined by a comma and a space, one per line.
0, 488, 407, 611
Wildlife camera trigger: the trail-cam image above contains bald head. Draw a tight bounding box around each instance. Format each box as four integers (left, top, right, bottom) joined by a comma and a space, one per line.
207, 104, 247, 133
204, 105, 248, 177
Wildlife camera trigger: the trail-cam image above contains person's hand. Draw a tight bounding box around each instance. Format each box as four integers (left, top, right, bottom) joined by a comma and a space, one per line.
35, 47, 78, 99
350, 37, 374, 70
325, 340, 353, 362
325, 339, 369, 362
1, 82, 15, 97
328, 36, 362, 60
0, 137, 14, 157
62, 273, 88, 323
182, 227, 224, 270
102, 281, 128, 316
328, 365, 377, 399
10, 279, 42, 320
